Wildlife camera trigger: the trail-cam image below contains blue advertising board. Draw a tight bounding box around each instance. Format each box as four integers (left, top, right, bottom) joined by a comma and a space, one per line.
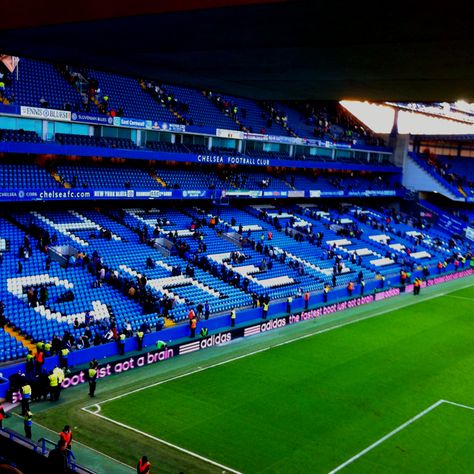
71, 112, 114, 125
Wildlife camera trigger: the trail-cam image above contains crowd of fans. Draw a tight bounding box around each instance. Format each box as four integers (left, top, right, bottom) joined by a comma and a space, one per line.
140, 79, 191, 124
0, 70, 15, 105
419, 150, 474, 192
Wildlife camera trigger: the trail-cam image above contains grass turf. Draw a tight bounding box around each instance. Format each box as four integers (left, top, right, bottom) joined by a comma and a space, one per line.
90, 285, 474, 473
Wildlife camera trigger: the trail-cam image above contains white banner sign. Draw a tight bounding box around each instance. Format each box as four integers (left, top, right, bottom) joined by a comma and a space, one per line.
20, 106, 71, 122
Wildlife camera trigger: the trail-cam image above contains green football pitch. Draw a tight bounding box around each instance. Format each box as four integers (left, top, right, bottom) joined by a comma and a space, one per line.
33, 278, 474, 473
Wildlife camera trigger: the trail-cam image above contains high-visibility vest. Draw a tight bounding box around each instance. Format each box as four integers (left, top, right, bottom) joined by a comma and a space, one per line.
35, 352, 44, 364
21, 385, 32, 397
24, 413, 33, 426
61, 348, 69, 358
88, 368, 97, 379
230, 310, 236, 319
137, 331, 144, 339
156, 340, 167, 350
263, 303, 269, 311
26, 354, 34, 363
36, 342, 44, 351
44, 343, 52, 352
60, 430, 72, 446
138, 459, 151, 473
190, 319, 197, 329
54, 367, 65, 383
49, 374, 58, 387
119, 334, 126, 342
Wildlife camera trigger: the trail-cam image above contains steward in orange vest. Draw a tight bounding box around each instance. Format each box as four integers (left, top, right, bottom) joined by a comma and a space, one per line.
137, 455, 151, 473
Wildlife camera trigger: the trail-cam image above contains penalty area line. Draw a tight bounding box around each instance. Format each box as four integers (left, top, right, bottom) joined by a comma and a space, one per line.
81, 406, 243, 474
328, 399, 474, 473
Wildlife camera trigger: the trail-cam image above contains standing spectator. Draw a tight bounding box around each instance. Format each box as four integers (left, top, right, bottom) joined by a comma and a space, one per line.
137, 456, 151, 474
20, 379, 32, 415
59, 425, 73, 450
25, 351, 35, 378
0, 403, 5, 429
24, 410, 33, 439
304, 291, 310, 310
48, 439, 68, 473
136, 330, 144, 350
35, 349, 45, 375
0, 300, 5, 328
117, 333, 126, 355
196, 303, 204, 319
59, 347, 69, 372
87, 362, 97, 397
189, 317, 197, 338
323, 284, 330, 303
49, 370, 60, 401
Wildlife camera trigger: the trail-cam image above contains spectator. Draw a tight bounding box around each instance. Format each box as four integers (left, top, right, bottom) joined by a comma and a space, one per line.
48, 439, 68, 473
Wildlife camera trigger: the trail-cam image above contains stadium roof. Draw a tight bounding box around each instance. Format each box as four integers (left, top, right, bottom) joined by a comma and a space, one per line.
1, 0, 474, 101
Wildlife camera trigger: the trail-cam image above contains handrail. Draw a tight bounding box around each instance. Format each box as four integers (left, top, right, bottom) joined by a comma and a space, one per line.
0, 427, 40, 452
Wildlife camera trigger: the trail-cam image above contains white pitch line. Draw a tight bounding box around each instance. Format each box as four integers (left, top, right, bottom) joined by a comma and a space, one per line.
84, 283, 466, 411
442, 399, 474, 411
328, 400, 445, 474
82, 408, 243, 474
444, 294, 474, 302
328, 399, 474, 473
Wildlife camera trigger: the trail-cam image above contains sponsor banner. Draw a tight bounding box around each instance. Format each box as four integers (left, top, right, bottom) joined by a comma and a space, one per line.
113, 116, 152, 129
71, 112, 114, 125
146, 190, 174, 198
196, 154, 271, 167
20, 106, 71, 122
243, 132, 268, 142
425, 268, 473, 286
438, 213, 465, 235
266, 134, 298, 145
263, 190, 288, 197
93, 190, 135, 199
288, 190, 305, 198
179, 332, 233, 355
321, 191, 345, 197
465, 227, 474, 242
345, 190, 396, 197
151, 121, 186, 133
225, 190, 263, 198
216, 129, 245, 140
182, 190, 208, 198
12, 346, 176, 403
